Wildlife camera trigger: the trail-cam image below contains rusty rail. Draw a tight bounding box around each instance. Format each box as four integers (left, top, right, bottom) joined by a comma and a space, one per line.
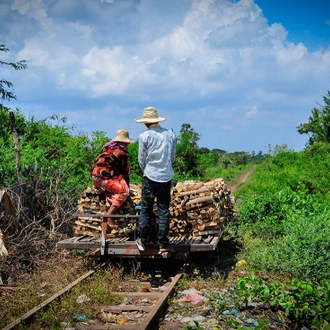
2, 267, 100, 330
2, 263, 186, 330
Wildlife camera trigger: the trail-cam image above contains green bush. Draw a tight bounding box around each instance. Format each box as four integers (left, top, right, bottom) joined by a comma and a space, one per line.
236, 146, 330, 283
278, 214, 330, 281
236, 274, 330, 329
243, 213, 330, 282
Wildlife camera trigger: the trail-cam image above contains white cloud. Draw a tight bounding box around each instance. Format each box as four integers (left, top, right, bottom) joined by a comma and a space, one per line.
12, 0, 49, 27
9, 0, 330, 102
245, 105, 258, 118
18, 38, 78, 69
67, 22, 93, 39
82, 46, 137, 95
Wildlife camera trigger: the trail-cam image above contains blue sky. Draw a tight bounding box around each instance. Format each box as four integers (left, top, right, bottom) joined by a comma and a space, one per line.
1, 0, 329, 153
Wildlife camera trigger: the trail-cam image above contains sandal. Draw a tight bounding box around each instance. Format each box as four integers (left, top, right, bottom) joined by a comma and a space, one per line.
135, 238, 145, 252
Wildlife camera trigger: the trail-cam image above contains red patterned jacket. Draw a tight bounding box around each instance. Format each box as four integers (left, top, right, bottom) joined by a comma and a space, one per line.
91, 146, 130, 184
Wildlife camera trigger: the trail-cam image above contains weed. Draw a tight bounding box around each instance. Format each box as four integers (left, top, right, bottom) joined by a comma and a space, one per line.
175, 274, 191, 291
184, 320, 204, 329
128, 260, 141, 278
236, 273, 330, 329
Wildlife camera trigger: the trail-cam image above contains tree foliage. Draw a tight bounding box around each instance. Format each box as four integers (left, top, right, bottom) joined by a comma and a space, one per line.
297, 90, 330, 146
174, 123, 201, 178
0, 44, 27, 108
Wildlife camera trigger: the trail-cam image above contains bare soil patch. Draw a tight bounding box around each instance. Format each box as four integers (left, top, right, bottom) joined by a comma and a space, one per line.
228, 166, 256, 194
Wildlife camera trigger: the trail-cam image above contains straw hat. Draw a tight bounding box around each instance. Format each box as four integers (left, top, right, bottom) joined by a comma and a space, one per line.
134, 107, 166, 124
112, 129, 134, 144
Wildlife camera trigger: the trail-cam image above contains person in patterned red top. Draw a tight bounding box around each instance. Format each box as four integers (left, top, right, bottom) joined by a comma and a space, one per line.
91, 129, 134, 229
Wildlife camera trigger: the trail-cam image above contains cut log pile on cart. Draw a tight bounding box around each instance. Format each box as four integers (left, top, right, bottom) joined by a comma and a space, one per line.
74, 183, 141, 238
74, 178, 237, 238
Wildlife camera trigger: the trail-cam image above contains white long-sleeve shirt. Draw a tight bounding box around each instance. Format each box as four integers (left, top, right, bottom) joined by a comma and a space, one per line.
138, 124, 176, 182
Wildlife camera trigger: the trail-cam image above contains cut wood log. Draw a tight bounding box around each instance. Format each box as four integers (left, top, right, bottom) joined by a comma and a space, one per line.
74, 178, 236, 238
185, 196, 214, 206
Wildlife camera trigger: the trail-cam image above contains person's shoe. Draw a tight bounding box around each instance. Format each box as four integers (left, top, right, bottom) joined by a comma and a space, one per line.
158, 246, 170, 255
135, 238, 145, 251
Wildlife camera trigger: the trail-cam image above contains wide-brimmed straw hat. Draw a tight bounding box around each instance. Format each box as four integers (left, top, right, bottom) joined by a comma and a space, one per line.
112, 129, 134, 144
134, 107, 166, 124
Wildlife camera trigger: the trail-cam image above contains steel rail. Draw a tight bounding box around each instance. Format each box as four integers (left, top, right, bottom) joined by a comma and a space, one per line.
1, 265, 105, 330
137, 266, 185, 330
76, 263, 187, 330
2, 263, 186, 330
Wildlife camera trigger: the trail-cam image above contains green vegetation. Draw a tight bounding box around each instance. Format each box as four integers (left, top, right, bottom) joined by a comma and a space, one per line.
236, 274, 330, 330
0, 44, 27, 107
235, 143, 330, 283
0, 106, 267, 189
297, 90, 330, 146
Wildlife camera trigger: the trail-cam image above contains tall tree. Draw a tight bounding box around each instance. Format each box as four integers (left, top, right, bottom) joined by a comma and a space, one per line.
1, 44, 27, 182
174, 123, 201, 178
0, 44, 27, 109
297, 90, 330, 146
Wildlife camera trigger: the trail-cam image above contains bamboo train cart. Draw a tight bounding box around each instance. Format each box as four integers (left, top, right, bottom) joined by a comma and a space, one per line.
56, 178, 237, 260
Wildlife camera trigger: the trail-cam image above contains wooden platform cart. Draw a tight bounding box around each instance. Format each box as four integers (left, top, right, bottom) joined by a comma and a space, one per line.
56, 212, 224, 261
56, 178, 236, 260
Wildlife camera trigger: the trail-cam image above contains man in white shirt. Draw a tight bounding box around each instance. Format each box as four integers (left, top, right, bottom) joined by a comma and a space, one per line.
134, 107, 176, 254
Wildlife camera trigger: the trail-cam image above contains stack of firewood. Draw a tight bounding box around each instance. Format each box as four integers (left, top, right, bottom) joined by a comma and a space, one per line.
74, 184, 142, 237
73, 178, 236, 238
169, 177, 236, 235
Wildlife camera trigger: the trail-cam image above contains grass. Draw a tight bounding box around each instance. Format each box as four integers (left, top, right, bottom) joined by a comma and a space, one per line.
0, 252, 145, 329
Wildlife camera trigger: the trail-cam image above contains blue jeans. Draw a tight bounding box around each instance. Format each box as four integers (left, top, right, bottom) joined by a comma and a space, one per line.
139, 176, 171, 249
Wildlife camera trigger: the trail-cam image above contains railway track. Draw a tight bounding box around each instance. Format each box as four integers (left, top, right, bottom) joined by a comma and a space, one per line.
2, 261, 186, 330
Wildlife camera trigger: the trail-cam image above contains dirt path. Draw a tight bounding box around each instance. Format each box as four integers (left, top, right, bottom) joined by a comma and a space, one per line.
229, 165, 256, 194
